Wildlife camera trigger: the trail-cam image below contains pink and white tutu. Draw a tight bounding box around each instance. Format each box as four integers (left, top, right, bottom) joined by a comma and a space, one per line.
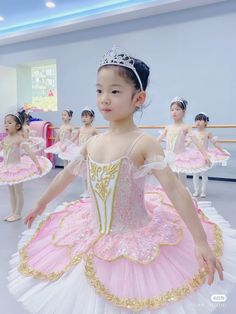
8, 151, 236, 314
58, 141, 81, 161
163, 127, 211, 174
208, 148, 230, 165
27, 136, 46, 154
44, 128, 73, 156
0, 141, 52, 185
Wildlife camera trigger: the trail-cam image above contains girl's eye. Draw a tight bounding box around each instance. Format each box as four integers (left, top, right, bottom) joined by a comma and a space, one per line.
112, 90, 120, 94
96, 89, 102, 94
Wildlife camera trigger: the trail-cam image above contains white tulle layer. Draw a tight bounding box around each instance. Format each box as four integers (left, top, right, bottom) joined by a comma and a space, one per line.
8, 202, 236, 314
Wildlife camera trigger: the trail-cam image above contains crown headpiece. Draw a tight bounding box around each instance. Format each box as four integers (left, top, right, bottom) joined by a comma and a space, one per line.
82, 106, 94, 116
171, 97, 188, 109
99, 45, 143, 91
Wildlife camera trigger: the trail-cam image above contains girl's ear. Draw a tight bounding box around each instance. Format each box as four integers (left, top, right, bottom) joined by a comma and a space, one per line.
133, 91, 146, 109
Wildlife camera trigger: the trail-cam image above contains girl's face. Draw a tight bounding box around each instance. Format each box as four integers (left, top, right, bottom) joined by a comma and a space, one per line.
81, 114, 93, 126
170, 103, 185, 122
195, 119, 207, 129
62, 111, 70, 122
96, 67, 144, 122
4, 115, 20, 134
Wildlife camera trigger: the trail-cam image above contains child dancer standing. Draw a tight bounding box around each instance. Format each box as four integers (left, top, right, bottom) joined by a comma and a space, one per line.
45, 109, 73, 166
8, 47, 236, 313
59, 107, 98, 197
192, 112, 230, 197
158, 97, 211, 185
0, 113, 52, 222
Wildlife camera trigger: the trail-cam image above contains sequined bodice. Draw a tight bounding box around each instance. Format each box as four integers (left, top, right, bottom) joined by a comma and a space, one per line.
59, 128, 72, 142
166, 128, 186, 153
195, 131, 208, 148
79, 133, 93, 145
3, 142, 21, 165
88, 156, 151, 234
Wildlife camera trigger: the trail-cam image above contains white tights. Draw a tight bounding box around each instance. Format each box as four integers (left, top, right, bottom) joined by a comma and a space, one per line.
8, 183, 24, 216
193, 172, 208, 194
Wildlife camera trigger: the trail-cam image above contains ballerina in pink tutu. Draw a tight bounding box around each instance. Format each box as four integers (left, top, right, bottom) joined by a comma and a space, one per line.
44, 109, 74, 166
59, 106, 99, 198
158, 97, 211, 185
191, 112, 230, 198
8, 47, 236, 313
0, 113, 52, 222
18, 110, 45, 155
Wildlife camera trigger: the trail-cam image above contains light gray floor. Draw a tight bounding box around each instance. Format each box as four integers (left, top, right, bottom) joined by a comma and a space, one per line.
0, 168, 235, 314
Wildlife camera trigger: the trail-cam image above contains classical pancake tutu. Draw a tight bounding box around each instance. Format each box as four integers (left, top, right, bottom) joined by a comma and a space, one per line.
59, 142, 81, 161
44, 140, 71, 155
166, 148, 211, 174
0, 156, 52, 185
27, 137, 46, 154
208, 148, 230, 165
8, 189, 236, 314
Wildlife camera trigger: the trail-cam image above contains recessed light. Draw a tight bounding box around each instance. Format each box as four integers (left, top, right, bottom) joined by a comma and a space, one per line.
0, 16, 5, 22
46, 1, 56, 9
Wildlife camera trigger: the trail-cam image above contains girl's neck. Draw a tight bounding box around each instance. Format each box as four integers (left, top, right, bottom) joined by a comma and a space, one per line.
63, 121, 70, 126
173, 120, 184, 127
109, 119, 138, 135
83, 124, 92, 129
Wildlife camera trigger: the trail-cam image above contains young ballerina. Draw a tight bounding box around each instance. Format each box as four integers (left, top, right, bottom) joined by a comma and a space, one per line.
59, 106, 99, 197
18, 110, 45, 154
8, 47, 236, 313
158, 97, 211, 185
192, 112, 230, 197
59, 106, 98, 159
0, 113, 52, 222
44, 109, 73, 166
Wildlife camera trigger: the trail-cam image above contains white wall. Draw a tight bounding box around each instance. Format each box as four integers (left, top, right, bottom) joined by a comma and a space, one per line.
0, 0, 235, 177
0, 65, 17, 131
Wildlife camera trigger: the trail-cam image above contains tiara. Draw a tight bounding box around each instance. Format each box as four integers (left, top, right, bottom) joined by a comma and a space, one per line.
99, 45, 143, 91
82, 106, 94, 116
171, 97, 188, 108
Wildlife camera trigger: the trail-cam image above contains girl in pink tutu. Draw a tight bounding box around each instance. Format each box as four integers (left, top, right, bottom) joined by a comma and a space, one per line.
18, 110, 45, 155
59, 106, 98, 197
8, 47, 236, 313
192, 112, 230, 198
158, 97, 211, 185
44, 109, 74, 166
0, 113, 52, 222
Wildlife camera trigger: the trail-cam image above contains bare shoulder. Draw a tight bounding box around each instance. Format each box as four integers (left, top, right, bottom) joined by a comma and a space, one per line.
138, 133, 164, 158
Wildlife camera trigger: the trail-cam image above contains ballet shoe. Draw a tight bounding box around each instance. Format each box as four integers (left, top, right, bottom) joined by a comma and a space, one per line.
6, 214, 22, 222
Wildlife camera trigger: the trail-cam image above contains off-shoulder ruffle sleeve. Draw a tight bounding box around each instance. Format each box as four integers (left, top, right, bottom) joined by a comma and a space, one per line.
134, 152, 175, 178
66, 148, 87, 176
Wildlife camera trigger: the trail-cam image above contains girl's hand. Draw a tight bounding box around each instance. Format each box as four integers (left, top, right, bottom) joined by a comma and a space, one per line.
36, 164, 43, 175
195, 242, 224, 285
205, 157, 211, 166
24, 204, 46, 228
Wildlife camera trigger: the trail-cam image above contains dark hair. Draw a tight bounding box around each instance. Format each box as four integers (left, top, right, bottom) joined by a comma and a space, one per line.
18, 110, 29, 125
195, 113, 209, 123
170, 98, 188, 111
64, 110, 73, 118
99, 57, 150, 91
5, 113, 24, 131
81, 109, 95, 118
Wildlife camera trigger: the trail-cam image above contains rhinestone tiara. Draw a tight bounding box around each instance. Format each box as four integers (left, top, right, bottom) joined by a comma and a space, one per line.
99, 45, 143, 91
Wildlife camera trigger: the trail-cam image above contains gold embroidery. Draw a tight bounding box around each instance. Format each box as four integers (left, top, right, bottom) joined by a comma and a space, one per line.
89, 158, 122, 234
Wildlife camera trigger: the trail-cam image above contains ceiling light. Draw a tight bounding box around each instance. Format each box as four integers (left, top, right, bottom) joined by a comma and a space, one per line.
46, 1, 56, 9
0, 16, 5, 22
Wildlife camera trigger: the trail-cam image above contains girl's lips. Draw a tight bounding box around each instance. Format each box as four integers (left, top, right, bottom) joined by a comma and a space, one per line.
102, 109, 112, 112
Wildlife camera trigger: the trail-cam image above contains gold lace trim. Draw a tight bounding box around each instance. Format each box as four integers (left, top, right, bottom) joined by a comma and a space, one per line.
18, 200, 101, 281
85, 222, 223, 311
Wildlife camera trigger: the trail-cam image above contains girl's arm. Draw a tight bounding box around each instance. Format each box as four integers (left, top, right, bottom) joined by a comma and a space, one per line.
0, 141, 3, 151
209, 133, 230, 155
141, 136, 223, 285
54, 127, 61, 143
71, 129, 80, 143
25, 144, 87, 228
157, 127, 167, 142
188, 128, 211, 165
